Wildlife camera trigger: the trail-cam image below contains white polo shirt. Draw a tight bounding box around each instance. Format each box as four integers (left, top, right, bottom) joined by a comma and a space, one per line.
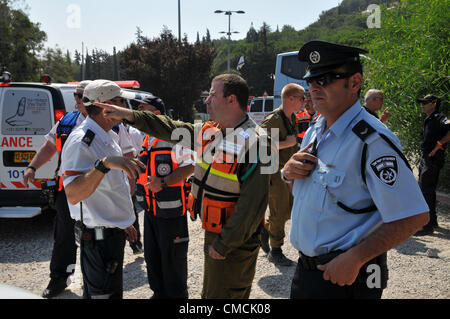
59, 117, 135, 229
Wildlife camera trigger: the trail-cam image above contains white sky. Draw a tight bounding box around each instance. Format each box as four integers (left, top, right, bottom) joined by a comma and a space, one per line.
22, 0, 344, 55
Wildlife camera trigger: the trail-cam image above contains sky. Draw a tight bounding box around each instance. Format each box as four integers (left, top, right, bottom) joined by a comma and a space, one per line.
21, 0, 343, 55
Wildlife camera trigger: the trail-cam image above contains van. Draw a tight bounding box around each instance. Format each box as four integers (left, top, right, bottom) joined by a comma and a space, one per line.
247, 96, 274, 126
273, 51, 309, 109
0, 74, 78, 218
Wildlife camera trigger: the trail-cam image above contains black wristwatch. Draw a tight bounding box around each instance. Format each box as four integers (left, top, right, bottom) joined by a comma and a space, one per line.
94, 159, 110, 174
160, 178, 168, 189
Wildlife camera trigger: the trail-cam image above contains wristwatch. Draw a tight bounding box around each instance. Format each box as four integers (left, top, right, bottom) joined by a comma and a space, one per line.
94, 159, 110, 174
160, 178, 168, 189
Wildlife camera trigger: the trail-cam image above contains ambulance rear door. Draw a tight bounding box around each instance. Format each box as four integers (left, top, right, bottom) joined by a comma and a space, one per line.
0, 84, 61, 213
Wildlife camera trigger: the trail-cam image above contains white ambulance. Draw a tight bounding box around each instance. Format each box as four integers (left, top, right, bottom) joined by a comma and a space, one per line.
247, 96, 274, 126
0, 72, 78, 218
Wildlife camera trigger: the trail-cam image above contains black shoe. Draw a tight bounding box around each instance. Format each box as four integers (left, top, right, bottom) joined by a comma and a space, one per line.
415, 224, 434, 236
260, 228, 270, 254
268, 248, 294, 266
130, 241, 144, 255
42, 277, 68, 298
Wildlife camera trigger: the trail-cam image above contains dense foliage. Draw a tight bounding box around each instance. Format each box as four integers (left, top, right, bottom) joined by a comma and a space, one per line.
363, 0, 449, 189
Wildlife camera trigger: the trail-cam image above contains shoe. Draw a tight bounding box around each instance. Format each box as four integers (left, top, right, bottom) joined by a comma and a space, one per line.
260, 228, 270, 254
130, 241, 144, 255
42, 277, 68, 298
415, 224, 434, 236
268, 248, 294, 266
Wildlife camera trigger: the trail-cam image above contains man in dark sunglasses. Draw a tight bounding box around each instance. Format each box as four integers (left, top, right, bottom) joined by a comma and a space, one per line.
283, 41, 429, 299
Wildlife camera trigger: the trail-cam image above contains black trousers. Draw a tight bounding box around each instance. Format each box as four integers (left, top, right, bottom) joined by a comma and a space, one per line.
290, 255, 385, 299
419, 153, 445, 226
80, 230, 126, 299
49, 189, 77, 279
144, 212, 189, 298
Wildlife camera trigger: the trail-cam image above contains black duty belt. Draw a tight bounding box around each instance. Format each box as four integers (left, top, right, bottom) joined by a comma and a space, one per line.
299, 250, 344, 270
80, 225, 124, 241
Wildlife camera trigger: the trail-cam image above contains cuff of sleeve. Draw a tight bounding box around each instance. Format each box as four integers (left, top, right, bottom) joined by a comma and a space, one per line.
212, 239, 231, 257
280, 168, 292, 183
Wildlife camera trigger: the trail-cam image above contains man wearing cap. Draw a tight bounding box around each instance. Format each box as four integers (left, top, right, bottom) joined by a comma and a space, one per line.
95, 74, 271, 299
282, 41, 429, 299
415, 94, 450, 235
364, 89, 391, 123
296, 89, 321, 145
59, 79, 144, 299
132, 95, 194, 298
259, 83, 304, 266
24, 80, 91, 298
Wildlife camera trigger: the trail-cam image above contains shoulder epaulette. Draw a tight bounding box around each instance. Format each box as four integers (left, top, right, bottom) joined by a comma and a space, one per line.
82, 129, 95, 146
352, 120, 376, 142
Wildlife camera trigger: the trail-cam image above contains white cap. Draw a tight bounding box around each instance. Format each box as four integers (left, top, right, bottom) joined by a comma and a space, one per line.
75, 80, 92, 94
83, 79, 137, 104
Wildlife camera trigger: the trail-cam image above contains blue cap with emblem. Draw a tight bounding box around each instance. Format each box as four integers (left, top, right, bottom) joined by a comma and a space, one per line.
298, 40, 368, 79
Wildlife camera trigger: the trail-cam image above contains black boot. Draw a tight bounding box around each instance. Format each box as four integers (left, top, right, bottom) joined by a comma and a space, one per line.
260, 228, 270, 254
42, 276, 69, 298
268, 247, 294, 266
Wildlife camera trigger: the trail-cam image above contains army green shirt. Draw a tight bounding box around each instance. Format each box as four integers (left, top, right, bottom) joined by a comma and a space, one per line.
260, 106, 299, 169
131, 111, 270, 257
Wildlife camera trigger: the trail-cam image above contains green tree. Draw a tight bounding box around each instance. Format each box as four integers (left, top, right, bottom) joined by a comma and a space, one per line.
0, 0, 46, 81
364, 0, 449, 189
39, 47, 76, 83
121, 28, 216, 122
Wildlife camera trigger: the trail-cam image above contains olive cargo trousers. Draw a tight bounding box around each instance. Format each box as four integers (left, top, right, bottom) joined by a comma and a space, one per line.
266, 172, 293, 248
201, 231, 260, 299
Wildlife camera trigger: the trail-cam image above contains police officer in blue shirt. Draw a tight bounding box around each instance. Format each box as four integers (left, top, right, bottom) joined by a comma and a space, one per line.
282, 41, 429, 299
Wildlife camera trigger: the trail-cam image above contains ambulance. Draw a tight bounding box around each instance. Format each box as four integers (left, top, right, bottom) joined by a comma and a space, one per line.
247, 96, 274, 126
0, 71, 141, 218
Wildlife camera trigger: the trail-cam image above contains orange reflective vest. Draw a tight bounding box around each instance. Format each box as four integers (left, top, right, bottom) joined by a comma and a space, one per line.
296, 110, 320, 142
187, 119, 262, 233
137, 135, 186, 218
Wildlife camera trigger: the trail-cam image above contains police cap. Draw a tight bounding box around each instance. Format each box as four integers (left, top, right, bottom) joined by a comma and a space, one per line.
131, 95, 166, 114
416, 94, 440, 104
298, 40, 368, 79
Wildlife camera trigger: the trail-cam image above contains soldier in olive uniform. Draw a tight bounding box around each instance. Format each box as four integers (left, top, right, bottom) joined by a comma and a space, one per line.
260, 83, 305, 266
95, 74, 272, 299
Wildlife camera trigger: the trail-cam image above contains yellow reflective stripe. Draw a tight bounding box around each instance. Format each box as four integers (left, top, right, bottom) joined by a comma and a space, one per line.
196, 161, 238, 181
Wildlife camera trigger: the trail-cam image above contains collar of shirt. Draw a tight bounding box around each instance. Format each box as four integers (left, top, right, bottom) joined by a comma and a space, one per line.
315, 100, 363, 142
424, 110, 439, 122
84, 116, 119, 146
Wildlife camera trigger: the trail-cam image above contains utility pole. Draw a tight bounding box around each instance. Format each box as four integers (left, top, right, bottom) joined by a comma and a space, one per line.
178, 0, 181, 43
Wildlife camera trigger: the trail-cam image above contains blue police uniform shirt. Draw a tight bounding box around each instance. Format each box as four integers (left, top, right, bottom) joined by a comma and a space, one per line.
290, 101, 428, 257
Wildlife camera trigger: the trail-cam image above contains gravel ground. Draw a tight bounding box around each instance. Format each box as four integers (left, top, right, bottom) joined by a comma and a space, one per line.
0, 195, 448, 299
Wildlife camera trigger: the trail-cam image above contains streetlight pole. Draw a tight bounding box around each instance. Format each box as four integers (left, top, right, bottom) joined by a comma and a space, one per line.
214, 10, 245, 71
178, 0, 181, 43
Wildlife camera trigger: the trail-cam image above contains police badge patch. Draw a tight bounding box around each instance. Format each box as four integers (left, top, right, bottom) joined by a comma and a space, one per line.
370, 156, 398, 186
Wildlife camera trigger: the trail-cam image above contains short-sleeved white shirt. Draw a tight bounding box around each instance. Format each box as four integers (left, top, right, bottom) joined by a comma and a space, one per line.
60, 117, 135, 229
